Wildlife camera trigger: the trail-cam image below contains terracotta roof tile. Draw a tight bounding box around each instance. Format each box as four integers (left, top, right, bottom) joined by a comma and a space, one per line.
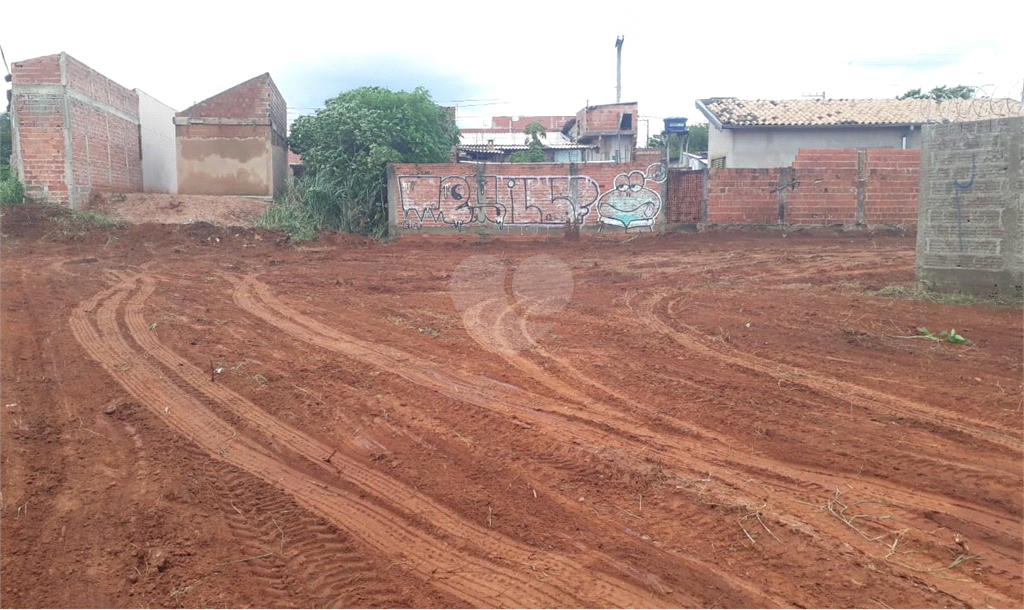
698, 97, 1024, 127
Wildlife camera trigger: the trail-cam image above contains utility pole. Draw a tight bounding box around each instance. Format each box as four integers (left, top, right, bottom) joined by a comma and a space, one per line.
615, 36, 624, 103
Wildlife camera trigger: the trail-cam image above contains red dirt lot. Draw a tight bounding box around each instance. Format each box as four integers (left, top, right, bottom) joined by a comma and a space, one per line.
1, 204, 1022, 608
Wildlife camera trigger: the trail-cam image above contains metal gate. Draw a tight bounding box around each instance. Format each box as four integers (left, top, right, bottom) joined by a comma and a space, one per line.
664, 169, 706, 224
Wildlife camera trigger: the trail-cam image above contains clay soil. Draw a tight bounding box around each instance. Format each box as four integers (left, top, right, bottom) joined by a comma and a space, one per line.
1, 203, 1021, 608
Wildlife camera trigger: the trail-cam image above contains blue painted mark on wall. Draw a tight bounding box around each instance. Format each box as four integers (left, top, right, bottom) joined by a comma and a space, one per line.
952, 154, 976, 252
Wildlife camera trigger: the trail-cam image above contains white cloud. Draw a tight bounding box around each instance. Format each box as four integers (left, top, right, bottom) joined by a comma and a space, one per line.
4, 0, 1021, 132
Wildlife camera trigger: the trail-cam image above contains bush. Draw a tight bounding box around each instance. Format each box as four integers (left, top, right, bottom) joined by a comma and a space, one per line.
0, 167, 26, 205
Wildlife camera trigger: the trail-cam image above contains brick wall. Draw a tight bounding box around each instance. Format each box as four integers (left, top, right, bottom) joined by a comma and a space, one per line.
916, 118, 1023, 298
702, 148, 919, 227
388, 161, 666, 234
786, 149, 859, 225
864, 149, 919, 225
706, 168, 781, 224
10, 52, 142, 207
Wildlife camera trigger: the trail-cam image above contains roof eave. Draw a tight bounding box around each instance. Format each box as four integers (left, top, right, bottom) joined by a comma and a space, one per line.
695, 99, 724, 131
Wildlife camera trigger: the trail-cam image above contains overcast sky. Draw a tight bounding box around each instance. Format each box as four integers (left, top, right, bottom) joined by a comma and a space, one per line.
4, 0, 1021, 141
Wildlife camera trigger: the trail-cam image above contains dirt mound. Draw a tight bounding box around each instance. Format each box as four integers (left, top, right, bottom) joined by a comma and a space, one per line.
86, 192, 273, 227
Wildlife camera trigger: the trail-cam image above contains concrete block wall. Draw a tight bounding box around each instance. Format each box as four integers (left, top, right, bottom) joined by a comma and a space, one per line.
388, 161, 666, 235
10, 52, 142, 207
916, 117, 1023, 298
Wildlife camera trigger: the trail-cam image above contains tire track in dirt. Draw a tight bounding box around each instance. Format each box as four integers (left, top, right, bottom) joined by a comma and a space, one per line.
72, 276, 673, 608
469, 291, 1020, 529
644, 290, 1021, 452
231, 274, 1021, 607
441, 281, 1023, 607
232, 273, 794, 607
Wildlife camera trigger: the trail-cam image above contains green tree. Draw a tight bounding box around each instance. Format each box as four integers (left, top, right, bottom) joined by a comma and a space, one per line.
510, 121, 548, 163
288, 86, 459, 236
647, 122, 708, 156
897, 85, 976, 100
1, 111, 12, 177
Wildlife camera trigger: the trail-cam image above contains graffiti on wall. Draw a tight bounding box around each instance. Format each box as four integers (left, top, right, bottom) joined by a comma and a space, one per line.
596, 164, 667, 231
397, 164, 667, 231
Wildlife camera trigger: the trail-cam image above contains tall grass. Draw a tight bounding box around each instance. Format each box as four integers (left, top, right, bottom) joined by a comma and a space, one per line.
257, 173, 388, 241
0, 166, 26, 205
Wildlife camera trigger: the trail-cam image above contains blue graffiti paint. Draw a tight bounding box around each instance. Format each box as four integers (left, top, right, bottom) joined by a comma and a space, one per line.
952, 154, 976, 252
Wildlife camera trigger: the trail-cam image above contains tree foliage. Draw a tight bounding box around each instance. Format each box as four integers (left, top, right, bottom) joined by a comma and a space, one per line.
897, 85, 976, 100
510, 121, 548, 163
287, 86, 459, 236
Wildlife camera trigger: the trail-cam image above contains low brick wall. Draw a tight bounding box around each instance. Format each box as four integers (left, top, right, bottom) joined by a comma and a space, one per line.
387, 161, 668, 235
704, 148, 919, 227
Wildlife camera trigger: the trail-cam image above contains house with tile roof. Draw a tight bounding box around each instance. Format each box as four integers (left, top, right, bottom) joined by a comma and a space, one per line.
695, 97, 1024, 169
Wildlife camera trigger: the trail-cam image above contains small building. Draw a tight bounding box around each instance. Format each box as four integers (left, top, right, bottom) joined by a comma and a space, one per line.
696, 97, 1024, 169
563, 102, 638, 162
174, 73, 288, 196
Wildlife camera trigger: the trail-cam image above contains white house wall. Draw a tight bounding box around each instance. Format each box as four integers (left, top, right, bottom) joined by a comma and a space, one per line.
713, 126, 922, 168
136, 89, 178, 193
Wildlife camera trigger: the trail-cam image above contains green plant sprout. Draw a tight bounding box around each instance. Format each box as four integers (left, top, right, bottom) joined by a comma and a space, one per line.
913, 327, 972, 344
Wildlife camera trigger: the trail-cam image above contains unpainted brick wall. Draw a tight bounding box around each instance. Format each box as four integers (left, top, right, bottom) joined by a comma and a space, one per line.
706, 168, 781, 224
11, 53, 142, 207
704, 148, 919, 226
864, 149, 920, 225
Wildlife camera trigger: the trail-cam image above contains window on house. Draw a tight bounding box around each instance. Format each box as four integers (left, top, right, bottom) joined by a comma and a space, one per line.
710, 156, 726, 169
619, 113, 632, 130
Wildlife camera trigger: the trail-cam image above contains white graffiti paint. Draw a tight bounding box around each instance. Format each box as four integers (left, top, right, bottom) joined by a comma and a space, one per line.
596, 163, 668, 232
398, 174, 601, 230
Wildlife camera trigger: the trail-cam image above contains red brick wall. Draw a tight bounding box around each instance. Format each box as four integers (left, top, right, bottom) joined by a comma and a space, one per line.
390, 161, 665, 233
703, 148, 919, 227
864, 149, 919, 225
706, 168, 781, 224
10, 53, 142, 207
786, 149, 858, 225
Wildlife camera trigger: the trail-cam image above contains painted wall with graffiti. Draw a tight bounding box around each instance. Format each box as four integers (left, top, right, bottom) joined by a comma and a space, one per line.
387, 162, 666, 233
915, 116, 1023, 298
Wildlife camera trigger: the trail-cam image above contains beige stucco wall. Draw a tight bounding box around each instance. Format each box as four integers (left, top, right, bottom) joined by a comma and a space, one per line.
176, 125, 273, 196
711, 125, 922, 168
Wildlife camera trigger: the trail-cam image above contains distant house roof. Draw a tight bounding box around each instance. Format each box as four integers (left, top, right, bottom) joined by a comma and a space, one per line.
696, 97, 1024, 129
490, 115, 577, 131
288, 150, 303, 165
458, 130, 592, 151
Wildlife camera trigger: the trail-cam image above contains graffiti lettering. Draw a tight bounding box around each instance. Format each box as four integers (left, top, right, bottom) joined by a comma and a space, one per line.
397, 164, 667, 232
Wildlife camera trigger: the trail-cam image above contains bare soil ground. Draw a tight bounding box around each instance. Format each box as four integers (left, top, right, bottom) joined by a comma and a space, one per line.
1, 203, 1021, 608
86, 192, 272, 226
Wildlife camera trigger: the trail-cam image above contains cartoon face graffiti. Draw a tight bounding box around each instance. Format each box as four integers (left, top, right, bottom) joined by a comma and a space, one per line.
596, 163, 667, 230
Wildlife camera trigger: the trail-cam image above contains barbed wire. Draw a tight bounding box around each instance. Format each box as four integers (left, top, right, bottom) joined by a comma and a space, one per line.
913, 79, 1024, 124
